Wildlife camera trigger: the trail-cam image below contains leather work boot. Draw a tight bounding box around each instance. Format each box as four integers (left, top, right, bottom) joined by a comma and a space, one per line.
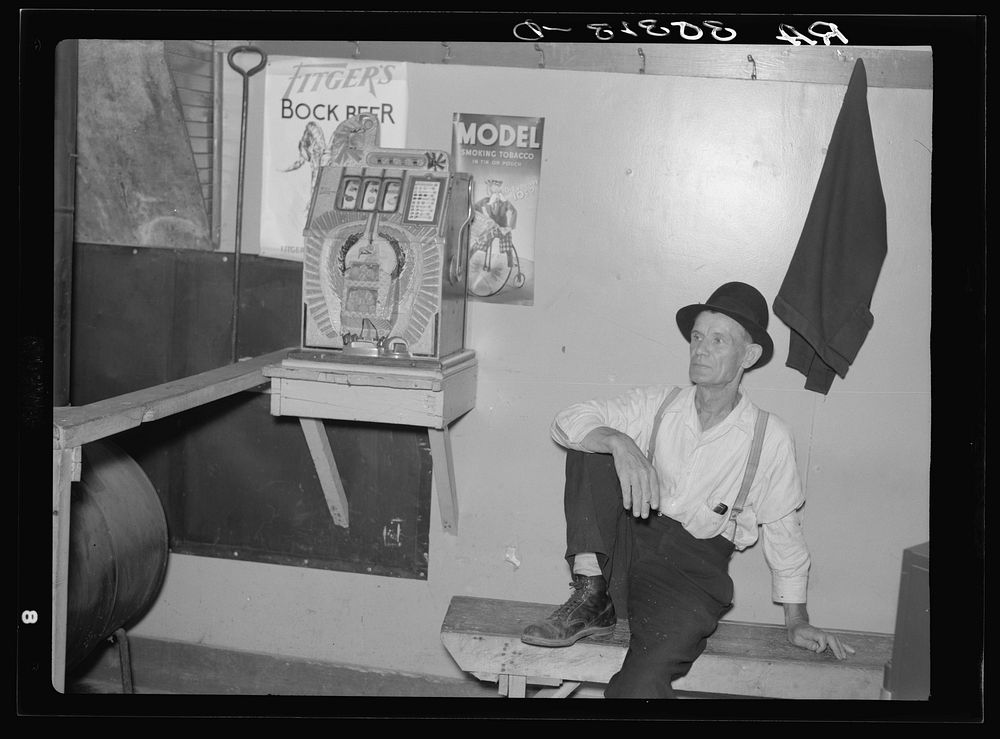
520, 574, 616, 647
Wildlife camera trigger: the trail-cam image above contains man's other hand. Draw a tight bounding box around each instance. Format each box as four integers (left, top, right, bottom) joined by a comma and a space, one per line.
788, 622, 856, 660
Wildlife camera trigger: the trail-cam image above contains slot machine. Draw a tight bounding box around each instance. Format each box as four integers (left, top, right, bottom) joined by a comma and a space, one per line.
292, 143, 474, 367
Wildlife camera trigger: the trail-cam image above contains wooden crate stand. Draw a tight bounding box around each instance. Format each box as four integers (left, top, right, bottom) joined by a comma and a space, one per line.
263, 350, 477, 535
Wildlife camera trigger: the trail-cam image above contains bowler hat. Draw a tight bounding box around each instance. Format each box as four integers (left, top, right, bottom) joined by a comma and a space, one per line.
676, 282, 774, 368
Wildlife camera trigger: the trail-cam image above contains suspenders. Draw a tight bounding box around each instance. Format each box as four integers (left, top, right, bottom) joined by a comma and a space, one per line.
646, 387, 682, 462
645, 387, 770, 538
732, 408, 770, 529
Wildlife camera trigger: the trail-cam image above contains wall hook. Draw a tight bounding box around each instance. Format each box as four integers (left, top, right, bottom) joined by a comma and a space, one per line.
638, 47, 646, 74
535, 43, 545, 68
441, 41, 452, 64
747, 53, 757, 80
353, 41, 361, 59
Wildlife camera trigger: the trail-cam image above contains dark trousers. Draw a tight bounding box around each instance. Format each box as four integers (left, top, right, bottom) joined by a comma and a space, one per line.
563, 450, 736, 699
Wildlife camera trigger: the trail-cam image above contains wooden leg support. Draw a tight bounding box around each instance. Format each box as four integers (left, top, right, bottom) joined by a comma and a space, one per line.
112, 628, 135, 694
51, 446, 79, 694
298, 418, 461, 535
298, 417, 350, 528
498, 674, 528, 698
533, 681, 583, 698
427, 426, 458, 535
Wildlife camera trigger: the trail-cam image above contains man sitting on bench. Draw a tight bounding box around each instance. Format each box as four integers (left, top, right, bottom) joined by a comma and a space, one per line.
521, 282, 854, 699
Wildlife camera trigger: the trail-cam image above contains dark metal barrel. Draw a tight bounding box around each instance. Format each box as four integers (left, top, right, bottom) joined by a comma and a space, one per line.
66, 439, 169, 669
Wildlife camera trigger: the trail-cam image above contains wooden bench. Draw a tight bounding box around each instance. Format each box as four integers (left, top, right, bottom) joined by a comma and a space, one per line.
441, 595, 894, 699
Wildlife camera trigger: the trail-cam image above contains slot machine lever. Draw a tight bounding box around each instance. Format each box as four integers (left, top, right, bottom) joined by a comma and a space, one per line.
450, 177, 475, 286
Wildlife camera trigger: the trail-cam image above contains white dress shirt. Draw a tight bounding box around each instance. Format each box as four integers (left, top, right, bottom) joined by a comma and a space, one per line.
551, 384, 811, 603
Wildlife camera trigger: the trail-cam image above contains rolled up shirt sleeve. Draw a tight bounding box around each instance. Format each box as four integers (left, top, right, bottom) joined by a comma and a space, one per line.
761, 510, 811, 603
550, 388, 660, 451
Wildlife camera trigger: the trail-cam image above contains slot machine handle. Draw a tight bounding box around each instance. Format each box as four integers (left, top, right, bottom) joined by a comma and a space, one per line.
450, 177, 475, 285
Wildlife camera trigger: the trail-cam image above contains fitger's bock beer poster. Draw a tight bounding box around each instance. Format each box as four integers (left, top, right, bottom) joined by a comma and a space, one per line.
452, 113, 544, 306
259, 56, 410, 261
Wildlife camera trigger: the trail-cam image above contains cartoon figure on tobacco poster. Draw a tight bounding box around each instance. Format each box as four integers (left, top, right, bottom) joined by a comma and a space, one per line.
468, 178, 526, 297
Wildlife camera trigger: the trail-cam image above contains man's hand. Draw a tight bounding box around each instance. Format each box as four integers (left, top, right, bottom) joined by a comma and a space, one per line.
788, 622, 855, 660
783, 603, 855, 660
580, 427, 660, 518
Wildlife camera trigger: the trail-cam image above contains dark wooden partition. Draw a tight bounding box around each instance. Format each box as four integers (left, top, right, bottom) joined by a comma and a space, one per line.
71, 243, 432, 580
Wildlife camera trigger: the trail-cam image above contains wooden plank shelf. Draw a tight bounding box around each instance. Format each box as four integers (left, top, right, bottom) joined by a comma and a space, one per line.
53, 348, 294, 450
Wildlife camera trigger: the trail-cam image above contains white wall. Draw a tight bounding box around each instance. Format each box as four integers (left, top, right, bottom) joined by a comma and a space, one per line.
132, 57, 931, 680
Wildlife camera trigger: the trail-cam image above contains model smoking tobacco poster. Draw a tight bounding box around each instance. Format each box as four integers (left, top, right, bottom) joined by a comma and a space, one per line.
259, 56, 409, 261
452, 113, 544, 306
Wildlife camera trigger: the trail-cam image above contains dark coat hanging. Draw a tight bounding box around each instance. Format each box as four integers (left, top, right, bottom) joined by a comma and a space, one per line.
772, 58, 888, 394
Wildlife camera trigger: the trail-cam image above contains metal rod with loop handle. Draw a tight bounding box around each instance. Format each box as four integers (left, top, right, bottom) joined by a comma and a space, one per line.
226, 45, 267, 363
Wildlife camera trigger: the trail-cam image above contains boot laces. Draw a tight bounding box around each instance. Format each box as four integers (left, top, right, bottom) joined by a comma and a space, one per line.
550, 579, 590, 619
